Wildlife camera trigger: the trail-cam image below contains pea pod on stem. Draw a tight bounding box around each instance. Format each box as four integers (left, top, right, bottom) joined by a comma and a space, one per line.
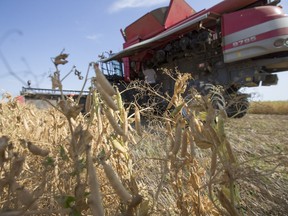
101, 160, 132, 203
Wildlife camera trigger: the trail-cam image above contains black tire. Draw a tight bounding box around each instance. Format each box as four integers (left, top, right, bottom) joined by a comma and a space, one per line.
226, 97, 249, 118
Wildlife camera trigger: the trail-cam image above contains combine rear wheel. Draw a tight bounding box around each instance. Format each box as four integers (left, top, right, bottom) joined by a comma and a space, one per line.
225, 94, 249, 118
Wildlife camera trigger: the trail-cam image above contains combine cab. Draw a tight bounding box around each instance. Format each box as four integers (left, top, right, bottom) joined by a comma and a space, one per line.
100, 0, 288, 117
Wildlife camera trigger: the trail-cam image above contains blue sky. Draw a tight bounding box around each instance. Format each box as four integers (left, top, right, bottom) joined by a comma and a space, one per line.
0, 0, 287, 101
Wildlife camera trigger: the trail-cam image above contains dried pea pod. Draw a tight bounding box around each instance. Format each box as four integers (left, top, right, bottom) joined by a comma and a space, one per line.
85, 89, 92, 113
102, 161, 132, 203
11, 156, 25, 177
171, 119, 182, 155
96, 82, 118, 111
134, 106, 142, 136
116, 88, 123, 109
120, 108, 128, 136
111, 138, 127, 154
86, 147, 104, 215
27, 142, 49, 157
194, 140, 213, 149
105, 108, 126, 137
94, 63, 116, 96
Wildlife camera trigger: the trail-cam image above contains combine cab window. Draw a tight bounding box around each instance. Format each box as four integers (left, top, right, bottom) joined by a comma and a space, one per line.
101, 60, 123, 77
99, 53, 124, 82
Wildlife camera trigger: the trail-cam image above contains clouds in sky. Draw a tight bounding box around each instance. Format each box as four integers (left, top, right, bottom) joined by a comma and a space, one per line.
109, 0, 168, 12
85, 33, 103, 41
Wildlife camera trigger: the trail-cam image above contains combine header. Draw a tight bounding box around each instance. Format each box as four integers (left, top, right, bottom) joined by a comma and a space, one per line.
100, 0, 288, 117
20, 87, 89, 111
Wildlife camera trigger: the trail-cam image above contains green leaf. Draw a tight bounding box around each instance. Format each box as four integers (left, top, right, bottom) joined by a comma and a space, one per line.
64, 196, 76, 208
55, 195, 75, 209
43, 156, 55, 166
60, 145, 69, 161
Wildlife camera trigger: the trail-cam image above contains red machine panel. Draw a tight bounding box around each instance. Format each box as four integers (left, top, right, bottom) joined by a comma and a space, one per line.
208, 0, 259, 14
222, 6, 285, 36
123, 0, 195, 48
164, 0, 195, 28
222, 6, 288, 62
123, 8, 167, 47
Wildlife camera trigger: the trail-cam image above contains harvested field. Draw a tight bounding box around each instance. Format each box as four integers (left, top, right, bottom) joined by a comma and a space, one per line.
134, 113, 288, 215
225, 114, 288, 215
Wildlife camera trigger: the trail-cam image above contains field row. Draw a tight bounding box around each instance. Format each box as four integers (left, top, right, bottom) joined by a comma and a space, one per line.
248, 101, 288, 115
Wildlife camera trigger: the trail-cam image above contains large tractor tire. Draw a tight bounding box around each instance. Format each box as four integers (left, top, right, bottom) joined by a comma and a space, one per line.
225, 94, 249, 118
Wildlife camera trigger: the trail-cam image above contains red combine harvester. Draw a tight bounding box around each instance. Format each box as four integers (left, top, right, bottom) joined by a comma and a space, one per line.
100, 0, 288, 117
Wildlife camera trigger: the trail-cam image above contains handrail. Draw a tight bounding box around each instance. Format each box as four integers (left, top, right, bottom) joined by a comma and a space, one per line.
21, 87, 89, 96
